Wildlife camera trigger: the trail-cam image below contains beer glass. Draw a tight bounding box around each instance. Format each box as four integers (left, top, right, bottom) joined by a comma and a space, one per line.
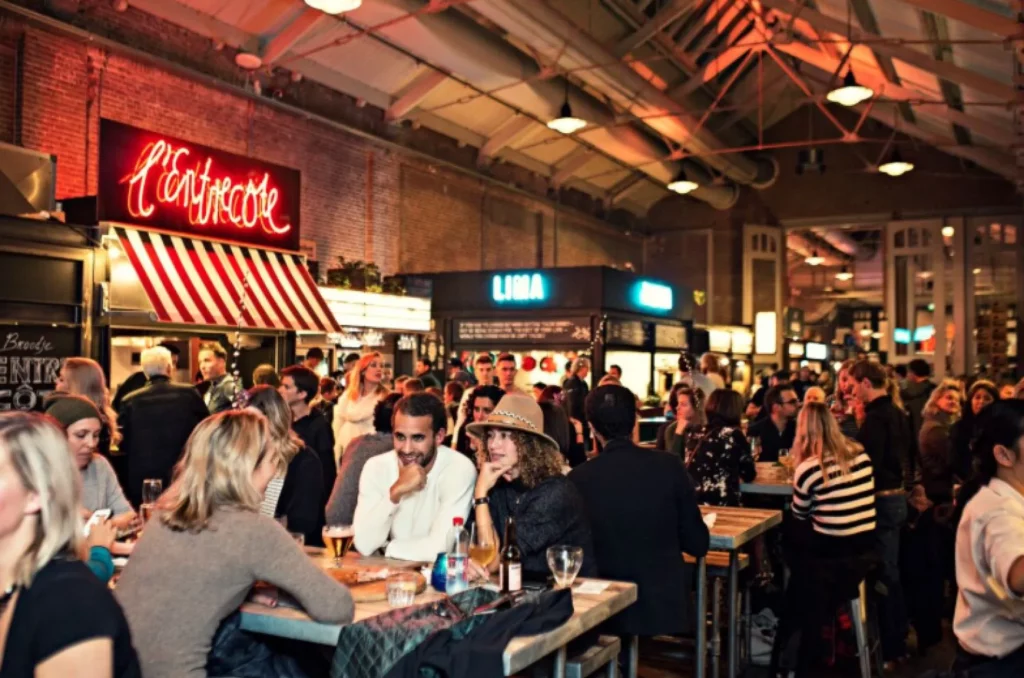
469, 523, 496, 570
322, 525, 354, 566
140, 479, 162, 523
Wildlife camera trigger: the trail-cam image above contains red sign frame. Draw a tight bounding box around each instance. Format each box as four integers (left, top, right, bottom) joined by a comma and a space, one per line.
98, 120, 301, 251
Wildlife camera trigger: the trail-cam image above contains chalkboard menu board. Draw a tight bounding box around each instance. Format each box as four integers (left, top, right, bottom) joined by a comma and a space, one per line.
0, 325, 78, 411
655, 324, 686, 349
605, 320, 647, 347
455, 317, 591, 345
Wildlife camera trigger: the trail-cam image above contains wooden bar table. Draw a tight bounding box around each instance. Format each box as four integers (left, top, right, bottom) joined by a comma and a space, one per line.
740, 462, 795, 497
698, 505, 783, 678
238, 551, 637, 678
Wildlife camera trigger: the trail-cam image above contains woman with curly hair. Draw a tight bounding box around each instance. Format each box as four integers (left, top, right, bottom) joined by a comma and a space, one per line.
952, 380, 1000, 482
453, 384, 505, 461
466, 393, 596, 580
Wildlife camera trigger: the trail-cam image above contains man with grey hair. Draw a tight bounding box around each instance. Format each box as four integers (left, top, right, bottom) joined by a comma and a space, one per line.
118, 345, 209, 506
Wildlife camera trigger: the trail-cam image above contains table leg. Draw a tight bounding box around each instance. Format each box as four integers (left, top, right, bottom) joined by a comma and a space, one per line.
553, 645, 567, 678
728, 551, 739, 678
695, 556, 707, 678
623, 634, 638, 678
712, 577, 721, 678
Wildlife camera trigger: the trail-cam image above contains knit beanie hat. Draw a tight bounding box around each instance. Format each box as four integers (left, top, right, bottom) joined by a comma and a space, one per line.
46, 395, 102, 429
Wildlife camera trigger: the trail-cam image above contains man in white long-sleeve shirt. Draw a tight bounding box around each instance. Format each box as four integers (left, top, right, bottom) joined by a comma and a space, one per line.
354, 393, 477, 561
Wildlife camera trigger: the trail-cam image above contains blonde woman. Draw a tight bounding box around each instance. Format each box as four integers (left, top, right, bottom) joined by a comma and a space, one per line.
333, 352, 388, 461
55, 357, 121, 455
0, 411, 140, 677
246, 385, 324, 546
771, 402, 876, 676
116, 410, 353, 678
918, 380, 962, 505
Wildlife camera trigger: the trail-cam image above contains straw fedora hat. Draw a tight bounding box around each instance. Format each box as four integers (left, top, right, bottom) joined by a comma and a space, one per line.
465, 392, 560, 450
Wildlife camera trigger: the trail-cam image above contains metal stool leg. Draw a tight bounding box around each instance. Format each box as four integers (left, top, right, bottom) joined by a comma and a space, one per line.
695, 557, 707, 678
850, 581, 871, 678
712, 577, 722, 678
743, 586, 752, 667
622, 635, 638, 678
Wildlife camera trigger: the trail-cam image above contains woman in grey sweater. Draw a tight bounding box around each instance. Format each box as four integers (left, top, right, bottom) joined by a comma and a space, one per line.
116, 410, 354, 678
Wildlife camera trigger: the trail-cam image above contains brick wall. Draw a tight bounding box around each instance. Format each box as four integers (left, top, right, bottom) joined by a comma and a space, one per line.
0, 14, 642, 279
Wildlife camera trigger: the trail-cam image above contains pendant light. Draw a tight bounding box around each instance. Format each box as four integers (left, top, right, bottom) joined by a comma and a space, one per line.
878, 148, 914, 177
805, 250, 824, 266
835, 265, 853, 281
547, 80, 587, 135
305, 0, 362, 14
826, 69, 874, 107
667, 167, 699, 195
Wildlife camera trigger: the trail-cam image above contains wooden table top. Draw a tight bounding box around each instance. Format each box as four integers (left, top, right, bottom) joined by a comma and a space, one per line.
237, 550, 637, 675
701, 504, 783, 550
740, 462, 795, 496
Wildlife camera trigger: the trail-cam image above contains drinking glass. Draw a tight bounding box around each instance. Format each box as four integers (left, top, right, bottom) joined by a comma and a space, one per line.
386, 573, 418, 608
322, 525, 354, 566
778, 448, 794, 478
469, 523, 496, 570
749, 436, 762, 461
546, 545, 584, 589
140, 479, 162, 522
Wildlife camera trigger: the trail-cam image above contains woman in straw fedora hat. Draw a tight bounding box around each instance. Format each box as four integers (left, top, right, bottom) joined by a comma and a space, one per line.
466, 393, 596, 581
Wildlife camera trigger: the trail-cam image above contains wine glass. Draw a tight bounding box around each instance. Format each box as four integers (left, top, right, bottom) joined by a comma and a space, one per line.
778, 448, 794, 478
469, 523, 496, 571
546, 545, 584, 589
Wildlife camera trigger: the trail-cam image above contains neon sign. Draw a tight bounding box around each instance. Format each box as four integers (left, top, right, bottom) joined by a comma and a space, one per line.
492, 273, 546, 303
635, 280, 673, 311
99, 120, 301, 250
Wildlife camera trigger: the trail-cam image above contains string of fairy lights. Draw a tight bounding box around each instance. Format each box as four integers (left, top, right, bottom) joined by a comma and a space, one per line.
230, 270, 252, 409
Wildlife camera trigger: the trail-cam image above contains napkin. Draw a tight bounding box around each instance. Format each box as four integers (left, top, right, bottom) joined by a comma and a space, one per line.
574, 581, 610, 595
703, 512, 717, 530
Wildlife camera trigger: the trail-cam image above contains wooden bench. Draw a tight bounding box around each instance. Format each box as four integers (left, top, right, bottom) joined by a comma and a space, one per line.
566, 635, 622, 678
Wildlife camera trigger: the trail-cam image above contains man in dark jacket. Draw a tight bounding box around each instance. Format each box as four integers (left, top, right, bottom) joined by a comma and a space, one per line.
563, 357, 591, 449
851, 359, 912, 661
199, 342, 240, 414
900, 358, 935, 441
119, 345, 209, 506
569, 384, 710, 637
280, 365, 336, 498
112, 341, 180, 411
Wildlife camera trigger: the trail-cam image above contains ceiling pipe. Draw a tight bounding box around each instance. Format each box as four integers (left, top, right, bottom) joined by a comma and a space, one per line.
357, 0, 737, 209
467, 0, 779, 189
810, 227, 869, 260
786, 232, 846, 268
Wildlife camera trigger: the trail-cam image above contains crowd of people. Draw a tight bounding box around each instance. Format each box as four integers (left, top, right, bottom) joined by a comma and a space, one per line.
1, 345, 1023, 678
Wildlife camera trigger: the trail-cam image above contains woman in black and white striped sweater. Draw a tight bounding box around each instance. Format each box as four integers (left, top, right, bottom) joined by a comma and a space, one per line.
771, 402, 878, 676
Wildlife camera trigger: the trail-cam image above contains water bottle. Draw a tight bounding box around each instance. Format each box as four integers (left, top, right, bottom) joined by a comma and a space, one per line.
445, 517, 470, 594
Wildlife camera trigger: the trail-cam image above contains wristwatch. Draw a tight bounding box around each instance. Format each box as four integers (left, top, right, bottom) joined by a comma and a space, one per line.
472, 496, 490, 507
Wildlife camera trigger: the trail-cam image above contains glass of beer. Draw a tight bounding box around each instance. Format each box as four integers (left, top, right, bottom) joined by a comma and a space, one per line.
140, 479, 162, 523
469, 523, 496, 571
322, 525, 354, 566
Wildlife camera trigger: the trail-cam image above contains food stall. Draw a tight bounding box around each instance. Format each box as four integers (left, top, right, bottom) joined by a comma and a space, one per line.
297, 286, 433, 378
77, 120, 341, 391
425, 267, 692, 397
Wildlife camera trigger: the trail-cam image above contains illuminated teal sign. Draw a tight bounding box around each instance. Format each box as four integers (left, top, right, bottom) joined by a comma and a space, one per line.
635, 280, 673, 311
492, 272, 546, 303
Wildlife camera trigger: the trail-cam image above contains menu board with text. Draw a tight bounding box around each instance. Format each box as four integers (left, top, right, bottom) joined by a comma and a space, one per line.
455, 317, 591, 344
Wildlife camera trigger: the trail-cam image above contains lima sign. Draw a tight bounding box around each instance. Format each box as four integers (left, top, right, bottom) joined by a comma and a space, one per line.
492, 273, 546, 303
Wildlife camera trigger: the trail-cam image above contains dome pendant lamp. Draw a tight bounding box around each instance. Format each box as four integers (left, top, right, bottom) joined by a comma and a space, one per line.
826, 69, 874, 107
547, 80, 587, 135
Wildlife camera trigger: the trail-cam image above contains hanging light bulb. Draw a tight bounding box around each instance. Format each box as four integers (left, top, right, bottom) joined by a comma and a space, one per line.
305, 0, 362, 13
941, 225, 955, 238
547, 101, 587, 134
835, 265, 853, 281
667, 167, 699, 194
805, 250, 824, 266
878, 148, 915, 177
826, 69, 874, 107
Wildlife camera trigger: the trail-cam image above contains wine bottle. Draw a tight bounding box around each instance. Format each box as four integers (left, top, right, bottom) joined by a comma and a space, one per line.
499, 516, 522, 593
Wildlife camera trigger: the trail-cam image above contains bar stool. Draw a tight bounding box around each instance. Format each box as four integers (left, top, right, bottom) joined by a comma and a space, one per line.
685, 551, 751, 677
848, 580, 883, 678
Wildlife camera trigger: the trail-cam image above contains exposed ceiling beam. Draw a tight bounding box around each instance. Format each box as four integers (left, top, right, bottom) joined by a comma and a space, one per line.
606, 172, 646, 205
759, 0, 1015, 101
917, 9, 971, 145
688, 0, 746, 57
668, 38, 761, 99
848, 0, 916, 124
613, 0, 697, 57
385, 68, 448, 121
894, 0, 1019, 38
675, 0, 727, 52
477, 115, 534, 165
551, 147, 598, 187
259, 7, 325, 65
775, 41, 1013, 146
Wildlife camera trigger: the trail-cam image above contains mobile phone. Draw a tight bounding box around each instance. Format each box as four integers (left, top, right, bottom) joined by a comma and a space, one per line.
84, 509, 112, 536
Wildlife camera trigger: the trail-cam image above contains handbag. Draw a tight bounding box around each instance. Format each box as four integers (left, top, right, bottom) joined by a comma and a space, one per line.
330, 588, 498, 678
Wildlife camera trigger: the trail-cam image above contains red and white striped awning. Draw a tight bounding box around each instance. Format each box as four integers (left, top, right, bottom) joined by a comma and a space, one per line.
113, 226, 340, 333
